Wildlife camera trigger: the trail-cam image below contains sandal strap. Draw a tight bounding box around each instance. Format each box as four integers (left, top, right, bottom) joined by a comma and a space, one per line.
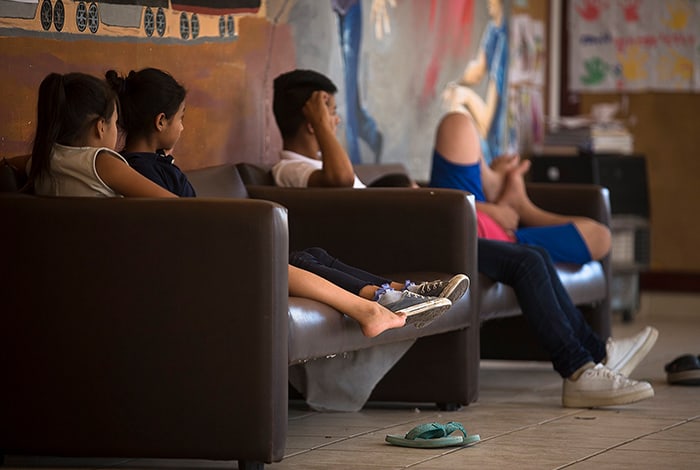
405, 421, 467, 440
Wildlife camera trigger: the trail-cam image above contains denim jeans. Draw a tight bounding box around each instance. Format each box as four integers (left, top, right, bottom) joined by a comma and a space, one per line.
289, 247, 391, 295
478, 239, 607, 378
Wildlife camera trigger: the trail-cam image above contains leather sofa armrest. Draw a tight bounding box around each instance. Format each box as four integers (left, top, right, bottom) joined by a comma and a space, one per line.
1, 197, 289, 462
526, 182, 611, 227
246, 186, 476, 279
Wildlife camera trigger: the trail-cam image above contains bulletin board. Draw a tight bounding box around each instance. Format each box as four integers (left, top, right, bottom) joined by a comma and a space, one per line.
568, 0, 700, 92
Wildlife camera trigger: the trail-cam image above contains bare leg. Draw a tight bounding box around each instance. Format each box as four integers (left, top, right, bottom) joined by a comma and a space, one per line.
498, 169, 612, 261
435, 112, 504, 201
435, 112, 611, 261
288, 265, 406, 338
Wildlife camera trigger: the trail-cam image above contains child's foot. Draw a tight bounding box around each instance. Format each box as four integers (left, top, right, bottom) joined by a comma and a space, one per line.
498, 165, 532, 213
359, 304, 407, 338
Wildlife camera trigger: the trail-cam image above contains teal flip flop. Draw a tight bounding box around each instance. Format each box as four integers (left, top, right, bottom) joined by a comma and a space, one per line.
385, 421, 480, 448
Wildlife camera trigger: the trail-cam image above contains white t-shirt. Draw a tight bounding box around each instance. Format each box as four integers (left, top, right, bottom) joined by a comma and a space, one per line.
31, 144, 128, 197
271, 150, 366, 188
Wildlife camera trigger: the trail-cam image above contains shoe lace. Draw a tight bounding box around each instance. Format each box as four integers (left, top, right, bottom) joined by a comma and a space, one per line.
374, 283, 394, 302
414, 280, 444, 295
401, 290, 429, 300
587, 365, 631, 384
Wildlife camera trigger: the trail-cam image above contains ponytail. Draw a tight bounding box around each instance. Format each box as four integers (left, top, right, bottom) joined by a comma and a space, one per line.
27, 72, 117, 190
28, 73, 65, 189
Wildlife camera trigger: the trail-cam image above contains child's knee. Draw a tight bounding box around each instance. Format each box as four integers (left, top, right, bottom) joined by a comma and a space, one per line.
577, 220, 612, 260
435, 113, 481, 165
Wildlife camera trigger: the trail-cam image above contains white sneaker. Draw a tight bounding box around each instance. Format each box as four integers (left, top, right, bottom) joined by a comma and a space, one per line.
562, 364, 654, 408
605, 326, 659, 377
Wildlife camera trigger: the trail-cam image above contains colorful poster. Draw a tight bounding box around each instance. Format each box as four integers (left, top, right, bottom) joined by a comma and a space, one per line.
569, 0, 700, 92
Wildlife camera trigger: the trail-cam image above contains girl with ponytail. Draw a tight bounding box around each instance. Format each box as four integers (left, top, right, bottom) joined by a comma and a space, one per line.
27, 72, 174, 197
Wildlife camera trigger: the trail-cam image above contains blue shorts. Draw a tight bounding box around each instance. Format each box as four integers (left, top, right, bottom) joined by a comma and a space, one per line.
515, 223, 592, 265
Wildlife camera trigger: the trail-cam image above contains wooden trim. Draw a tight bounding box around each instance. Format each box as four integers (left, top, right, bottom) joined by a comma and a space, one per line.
640, 271, 700, 293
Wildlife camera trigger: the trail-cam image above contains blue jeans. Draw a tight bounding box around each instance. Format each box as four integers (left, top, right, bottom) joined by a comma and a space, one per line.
478, 239, 607, 378
289, 247, 391, 295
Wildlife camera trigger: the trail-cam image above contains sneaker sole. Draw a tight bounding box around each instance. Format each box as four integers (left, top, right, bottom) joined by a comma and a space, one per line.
613, 327, 659, 377
667, 369, 700, 385
439, 274, 470, 303
563, 383, 655, 408
402, 298, 452, 329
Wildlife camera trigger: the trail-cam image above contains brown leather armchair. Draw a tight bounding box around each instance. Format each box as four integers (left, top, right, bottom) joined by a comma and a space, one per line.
1, 194, 289, 469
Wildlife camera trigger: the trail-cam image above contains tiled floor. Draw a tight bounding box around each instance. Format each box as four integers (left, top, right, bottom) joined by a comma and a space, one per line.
5, 292, 699, 469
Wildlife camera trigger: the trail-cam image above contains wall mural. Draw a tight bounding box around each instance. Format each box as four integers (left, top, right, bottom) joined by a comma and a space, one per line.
0, 0, 274, 170
283, 0, 486, 174
0, 0, 523, 180
441, 0, 509, 163
0, 0, 261, 40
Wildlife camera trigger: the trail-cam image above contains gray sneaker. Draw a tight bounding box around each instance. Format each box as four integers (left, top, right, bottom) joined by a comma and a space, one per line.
407, 274, 470, 303
378, 289, 452, 329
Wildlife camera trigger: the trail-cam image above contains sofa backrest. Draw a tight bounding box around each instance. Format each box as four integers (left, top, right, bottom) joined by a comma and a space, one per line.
236, 162, 275, 186
353, 163, 413, 187
1, 158, 27, 193
185, 164, 250, 199
235, 161, 414, 188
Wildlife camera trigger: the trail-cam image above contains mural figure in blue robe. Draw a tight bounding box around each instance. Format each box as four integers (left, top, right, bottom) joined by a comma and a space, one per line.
332, 0, 384, 163
443, 0, 509, 164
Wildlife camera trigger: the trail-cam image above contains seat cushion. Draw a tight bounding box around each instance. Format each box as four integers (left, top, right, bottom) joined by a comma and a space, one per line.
287, 271, 475, 364
479, 260, 606, 322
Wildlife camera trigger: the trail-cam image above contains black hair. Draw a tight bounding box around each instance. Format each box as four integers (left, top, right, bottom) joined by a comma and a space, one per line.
272, 69, 337, 140
105, 67, 186, 140
28, 72, 117, 190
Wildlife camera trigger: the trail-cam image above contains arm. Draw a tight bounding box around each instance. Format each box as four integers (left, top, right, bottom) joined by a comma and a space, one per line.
304, 92, 355, 188
370, 0, 397, 40
461, 49, 486, 84
476, 200, 519, 234
459, 26, 504, 139
458, 80, 499, 139
95, 151, 177, 197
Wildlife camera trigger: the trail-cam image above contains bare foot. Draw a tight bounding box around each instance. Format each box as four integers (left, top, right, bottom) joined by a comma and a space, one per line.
358, 303, 407, 338
498, 160, 533, 213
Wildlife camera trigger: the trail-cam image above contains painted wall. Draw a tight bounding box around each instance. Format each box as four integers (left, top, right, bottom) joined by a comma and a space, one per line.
0, 0, 290, 170
0, 0, 493, 181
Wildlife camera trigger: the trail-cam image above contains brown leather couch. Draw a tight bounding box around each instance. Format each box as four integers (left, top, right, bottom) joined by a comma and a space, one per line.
237, 162, 612, 388
0, 162, 478, 469
1, 160, 610, 468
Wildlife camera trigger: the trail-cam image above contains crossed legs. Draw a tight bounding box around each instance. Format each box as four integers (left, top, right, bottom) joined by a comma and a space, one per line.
435, 112, 611, 261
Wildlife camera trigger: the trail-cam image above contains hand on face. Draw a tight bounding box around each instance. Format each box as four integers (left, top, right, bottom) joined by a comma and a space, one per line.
303, 91, 337, 131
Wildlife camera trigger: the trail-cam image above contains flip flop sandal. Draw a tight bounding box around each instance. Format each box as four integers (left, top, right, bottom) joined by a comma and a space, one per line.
665, 354, 700, 385
385, 421, 480, 448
